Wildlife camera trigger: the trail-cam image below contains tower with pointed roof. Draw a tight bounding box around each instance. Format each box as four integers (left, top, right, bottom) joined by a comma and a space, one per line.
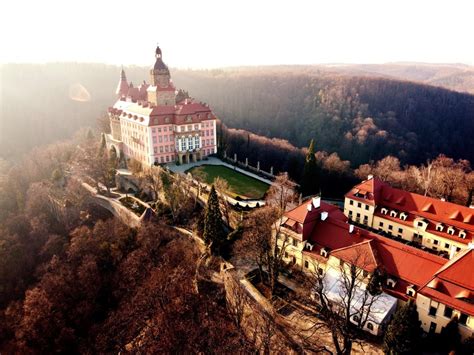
147, 45, 176, 106
116, 68, 129, 98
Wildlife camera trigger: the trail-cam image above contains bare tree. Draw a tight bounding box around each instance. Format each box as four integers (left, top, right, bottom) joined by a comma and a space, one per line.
302, 252, 385, 355
141, 166, 163, 203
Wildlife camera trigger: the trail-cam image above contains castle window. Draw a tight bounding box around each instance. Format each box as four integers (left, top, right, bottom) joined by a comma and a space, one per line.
366, 322, 374, 331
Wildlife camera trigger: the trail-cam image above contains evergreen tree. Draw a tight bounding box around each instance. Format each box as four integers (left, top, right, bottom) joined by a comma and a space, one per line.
300, 139, 319, 197
203, 185, 226, 254
383, 300, 422, 354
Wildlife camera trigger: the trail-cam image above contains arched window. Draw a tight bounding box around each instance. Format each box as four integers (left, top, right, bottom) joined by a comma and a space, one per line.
366, 322, 374, 331
164, 117, 170, 123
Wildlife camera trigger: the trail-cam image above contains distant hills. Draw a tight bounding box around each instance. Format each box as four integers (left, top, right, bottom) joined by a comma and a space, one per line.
1, 62, 474, 166
318, 63, 474, 94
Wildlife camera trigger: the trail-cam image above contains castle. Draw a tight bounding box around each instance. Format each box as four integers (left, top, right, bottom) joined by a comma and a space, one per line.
106, 45, 217, 166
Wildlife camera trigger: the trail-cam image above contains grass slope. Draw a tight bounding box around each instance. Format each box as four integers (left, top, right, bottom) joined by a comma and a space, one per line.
187, 165, 269, 199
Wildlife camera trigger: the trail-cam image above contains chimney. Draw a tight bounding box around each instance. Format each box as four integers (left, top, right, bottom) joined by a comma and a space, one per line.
312, 196, 321, 209
349, 224, 355, 234
449, 245, 458, 259
321, 211, 329, 221
368, 174, 374, 180
307, 203, 313, 212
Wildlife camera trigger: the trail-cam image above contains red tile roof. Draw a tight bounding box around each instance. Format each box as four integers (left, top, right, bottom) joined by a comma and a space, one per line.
419, 248, 474, 315
348, 178, 474, 241
331, 240, 380, 272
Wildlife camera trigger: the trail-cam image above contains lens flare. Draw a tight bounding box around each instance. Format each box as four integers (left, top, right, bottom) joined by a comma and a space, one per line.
69, 83, 91, 102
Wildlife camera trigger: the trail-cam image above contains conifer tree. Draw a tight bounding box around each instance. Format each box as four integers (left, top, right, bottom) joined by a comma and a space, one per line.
301, 139, 319, 197
383, 300, 422, 354
203, 185, 225, 253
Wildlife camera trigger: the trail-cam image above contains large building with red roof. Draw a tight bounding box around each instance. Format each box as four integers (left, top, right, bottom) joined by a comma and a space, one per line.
343, 176, 474, 256
278, 196, 474, 338
106, 45, 217, 166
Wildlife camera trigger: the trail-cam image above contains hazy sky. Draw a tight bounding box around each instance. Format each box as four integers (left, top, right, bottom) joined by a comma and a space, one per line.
1, 0, 473, 68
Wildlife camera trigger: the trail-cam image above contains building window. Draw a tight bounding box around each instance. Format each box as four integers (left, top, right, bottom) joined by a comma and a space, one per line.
292, 256, 296, 264
349, 200, 354, 206
417, 221, 424, 227
429, 301, 438, 317
284, 252, 288, 258
379, 221, 384, 227
358, 202, 362, 208
398, 228, 403, 234
304, 260, 309, 269
363, 270, 368, 278
388, 225, 393, 230
318, 267, 323, 275
459, 313, 468, 325
433, 240, 439, 245
292, 239, 297, 247
365, 205, 369, 211
339, 259, 344, 267
444, 306, 453, 318
356, 213, 361, 218
445, 243, 450, 249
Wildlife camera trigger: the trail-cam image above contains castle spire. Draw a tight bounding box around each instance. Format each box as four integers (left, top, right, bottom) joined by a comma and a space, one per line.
116, 67, 129, 98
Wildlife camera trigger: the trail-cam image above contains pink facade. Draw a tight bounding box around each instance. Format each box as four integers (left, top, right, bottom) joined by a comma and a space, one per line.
107, 46, 218, 166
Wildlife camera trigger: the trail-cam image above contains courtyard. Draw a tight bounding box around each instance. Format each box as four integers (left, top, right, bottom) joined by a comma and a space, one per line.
186, 164, 270, 200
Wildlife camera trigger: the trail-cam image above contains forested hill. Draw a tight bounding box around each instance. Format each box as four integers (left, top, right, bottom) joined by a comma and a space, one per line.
2, 63, 474, 166
173, 69, 474, 166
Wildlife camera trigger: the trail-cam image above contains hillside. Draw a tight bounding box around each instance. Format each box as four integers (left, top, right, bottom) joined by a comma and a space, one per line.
174, 69, 474, 166
2, 63, 474, 166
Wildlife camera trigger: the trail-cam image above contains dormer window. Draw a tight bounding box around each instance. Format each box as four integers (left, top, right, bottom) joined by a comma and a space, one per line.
400, 212, 408, 221
390, 210, 398, 218
320, 248, 328, 258
186, 115, 192, 122
164, 117, 170, 123
406, 286, 416, 297
436, 223, 444, 232
381, 208, 388, 215
386, 277, 397, 289
447, 227, 455, 236
459, 230, 467, 239
305, 242, 314, 251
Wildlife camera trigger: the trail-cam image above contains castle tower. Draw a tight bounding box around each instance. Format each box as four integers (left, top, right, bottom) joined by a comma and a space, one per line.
150, 45, 171, 87
147, 45, 176, 106
116, 67, 129, 98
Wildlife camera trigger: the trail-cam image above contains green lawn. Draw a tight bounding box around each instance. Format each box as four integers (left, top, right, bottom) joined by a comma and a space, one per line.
186, 165, 270, 199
